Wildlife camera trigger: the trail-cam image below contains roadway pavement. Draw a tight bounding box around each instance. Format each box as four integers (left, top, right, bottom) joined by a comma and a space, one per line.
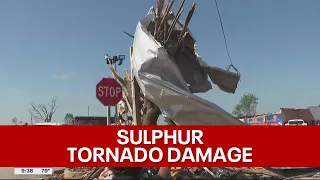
0, 167, 64, 179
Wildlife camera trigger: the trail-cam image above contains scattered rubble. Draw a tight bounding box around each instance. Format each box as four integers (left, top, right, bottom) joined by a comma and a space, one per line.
43, 0, 320, 180
43, 169, 64, 180
43, 167, 320, 179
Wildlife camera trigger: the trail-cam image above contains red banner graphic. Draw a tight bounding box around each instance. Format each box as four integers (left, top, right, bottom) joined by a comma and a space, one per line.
0, 125, 319, 167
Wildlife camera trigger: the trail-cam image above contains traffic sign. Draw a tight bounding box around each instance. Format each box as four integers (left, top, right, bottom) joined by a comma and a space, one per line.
96, 78, 123, 106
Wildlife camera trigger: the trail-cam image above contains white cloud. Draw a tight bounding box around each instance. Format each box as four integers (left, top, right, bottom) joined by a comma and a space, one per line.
52, 71, 77, 80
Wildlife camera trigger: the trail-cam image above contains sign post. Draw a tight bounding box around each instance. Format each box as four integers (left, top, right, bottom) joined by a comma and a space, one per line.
96, 78, 123, 124
104, 54, 125, 123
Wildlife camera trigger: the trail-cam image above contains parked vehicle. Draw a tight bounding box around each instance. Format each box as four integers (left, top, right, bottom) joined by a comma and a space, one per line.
34, 122, 62, 126
285, 119, 307, 126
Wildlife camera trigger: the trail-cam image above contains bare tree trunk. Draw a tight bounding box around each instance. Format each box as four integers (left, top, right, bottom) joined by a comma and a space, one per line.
141, 99, 161, 125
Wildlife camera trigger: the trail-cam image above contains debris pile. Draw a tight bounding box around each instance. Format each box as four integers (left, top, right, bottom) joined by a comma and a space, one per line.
43, 167, 320, 179
43, 1, 320, 180
147, 0, 210, 93
118, 0, 244, 126
172, 167, 284, 179
145, 0, 241, 94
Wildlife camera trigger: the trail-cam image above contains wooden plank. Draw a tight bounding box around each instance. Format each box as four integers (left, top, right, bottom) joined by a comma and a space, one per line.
171, 167, 183, 179
130, 47, 143, 125
132, 77, 142, 125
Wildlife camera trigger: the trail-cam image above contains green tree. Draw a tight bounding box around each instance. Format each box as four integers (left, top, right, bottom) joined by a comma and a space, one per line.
12, 117, 18, 124
64, 113, 74, 124
232, 93, 259, 117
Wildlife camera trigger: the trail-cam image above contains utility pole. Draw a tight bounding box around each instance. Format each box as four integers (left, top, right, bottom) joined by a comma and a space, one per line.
30, 114, 33, 125
107, 105, 111, 125
114, 59, 118, 123
104, 54, 125, 125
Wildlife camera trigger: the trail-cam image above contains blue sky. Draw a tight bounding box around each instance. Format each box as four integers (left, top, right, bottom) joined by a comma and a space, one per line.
1, 0, 320, 124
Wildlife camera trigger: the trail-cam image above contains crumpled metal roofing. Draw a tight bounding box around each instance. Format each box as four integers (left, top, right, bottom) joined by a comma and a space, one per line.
130, 8, 244, 125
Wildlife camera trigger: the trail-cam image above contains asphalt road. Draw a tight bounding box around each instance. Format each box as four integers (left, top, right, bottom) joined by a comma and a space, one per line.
0, 167, 64, 179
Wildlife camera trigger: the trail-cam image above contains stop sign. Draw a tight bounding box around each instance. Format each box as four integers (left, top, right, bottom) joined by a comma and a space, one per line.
96, 78, 123, 106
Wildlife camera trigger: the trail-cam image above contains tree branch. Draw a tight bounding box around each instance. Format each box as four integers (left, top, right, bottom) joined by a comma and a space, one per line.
30, 102, 46, 122
29, 97, 58, 122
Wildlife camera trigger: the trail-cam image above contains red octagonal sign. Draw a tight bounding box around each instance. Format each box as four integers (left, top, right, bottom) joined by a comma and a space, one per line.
96, 78, 123, 106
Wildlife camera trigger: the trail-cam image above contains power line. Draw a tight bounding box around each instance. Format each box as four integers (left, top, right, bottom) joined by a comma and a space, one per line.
214, 0, 236, 70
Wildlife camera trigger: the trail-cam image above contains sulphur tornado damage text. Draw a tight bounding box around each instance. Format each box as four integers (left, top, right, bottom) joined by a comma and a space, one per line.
67, 130, 253, 163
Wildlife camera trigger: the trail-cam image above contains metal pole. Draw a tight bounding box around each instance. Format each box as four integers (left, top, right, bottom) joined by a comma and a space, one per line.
104, 54, 124, 125
105, 55, 115, 125
107, 106, 111, 125
114, 61, 118, 124
87, 106, 90, 116
107, 73, 112, 125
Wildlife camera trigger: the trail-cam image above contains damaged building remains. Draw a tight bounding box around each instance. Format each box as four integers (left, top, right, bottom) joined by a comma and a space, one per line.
45, 0, 320, 179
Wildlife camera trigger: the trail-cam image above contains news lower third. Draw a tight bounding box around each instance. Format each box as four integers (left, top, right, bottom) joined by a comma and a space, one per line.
67, 129, 253, 163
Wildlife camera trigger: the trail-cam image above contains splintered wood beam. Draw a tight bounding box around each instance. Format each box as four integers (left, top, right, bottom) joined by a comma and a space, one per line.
130, 47, 142, 125
154, 0, 164, 36
177, 2, 195, 43
132, 77, 142, 125
129, 47, 134, 81
165, 0, 186, 44
157, 0, 175, 38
